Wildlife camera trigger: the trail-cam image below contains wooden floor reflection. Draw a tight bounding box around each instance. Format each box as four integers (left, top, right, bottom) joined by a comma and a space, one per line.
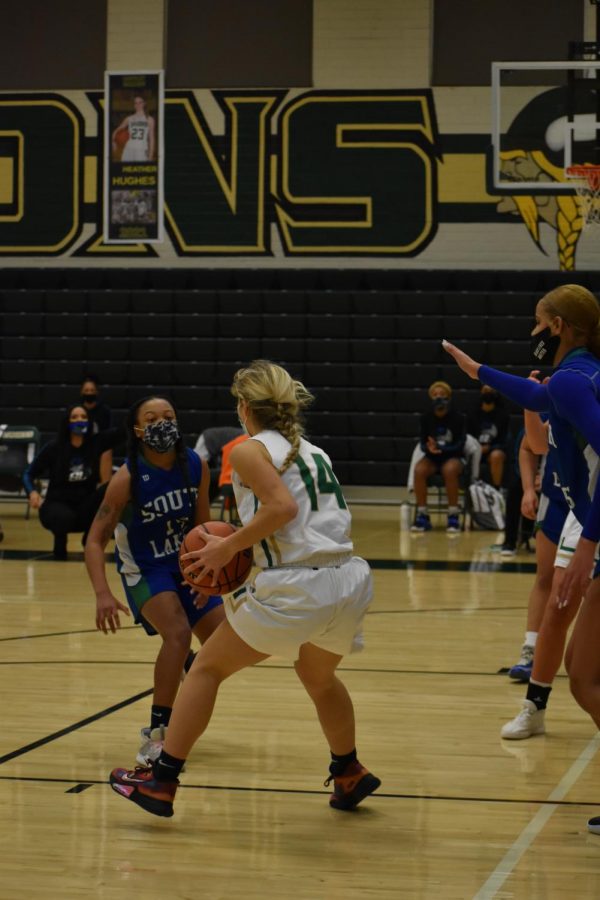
1, 502, 599, 900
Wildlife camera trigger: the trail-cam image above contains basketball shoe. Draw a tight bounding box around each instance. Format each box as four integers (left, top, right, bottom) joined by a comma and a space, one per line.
508, 643, 534, 682
411, 512, 432, 533
110, 765, 178, 817
325, 760, 381, 810
446, 513, 461, 533
500, 700, 545, 740
587, 815, 600, 835
137, 725, 166, 765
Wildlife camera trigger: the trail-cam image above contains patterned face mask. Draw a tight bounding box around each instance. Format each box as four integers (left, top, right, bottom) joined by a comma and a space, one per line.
142, 419, 180, 453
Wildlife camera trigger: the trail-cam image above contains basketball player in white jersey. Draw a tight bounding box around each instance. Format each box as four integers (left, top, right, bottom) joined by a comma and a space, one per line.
109, 359, 380, 819
112, 95, 155, 162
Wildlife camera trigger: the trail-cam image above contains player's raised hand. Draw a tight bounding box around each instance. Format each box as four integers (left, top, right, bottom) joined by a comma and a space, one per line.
441, 340, 481, 380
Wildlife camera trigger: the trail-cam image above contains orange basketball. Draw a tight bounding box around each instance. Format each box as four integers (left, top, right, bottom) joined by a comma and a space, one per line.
114, 128, 129, 148
179, 521, 253, 596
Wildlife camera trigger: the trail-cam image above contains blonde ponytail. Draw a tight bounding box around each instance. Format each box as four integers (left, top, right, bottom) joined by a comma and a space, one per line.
541, 284, 600, 359
231, 360, 315, 473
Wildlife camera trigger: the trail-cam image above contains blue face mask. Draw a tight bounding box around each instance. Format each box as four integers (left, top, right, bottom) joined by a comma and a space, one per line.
142, 418, 180, 453
69, 421, 89, 436
432, 397, 449, 411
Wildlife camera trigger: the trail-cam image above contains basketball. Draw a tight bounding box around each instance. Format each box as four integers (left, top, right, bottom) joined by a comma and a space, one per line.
179, 520, 253, 595
114, 128, 129, 148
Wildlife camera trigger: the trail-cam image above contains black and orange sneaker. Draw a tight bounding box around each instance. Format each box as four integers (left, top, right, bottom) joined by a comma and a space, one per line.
109, 765, 178, 818
325, 760, 381, 810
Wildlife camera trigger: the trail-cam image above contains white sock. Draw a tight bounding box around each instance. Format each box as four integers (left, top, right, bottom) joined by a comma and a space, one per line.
447, 506, 459, 515
525, 632, 538, 649
417, 506, 428, 515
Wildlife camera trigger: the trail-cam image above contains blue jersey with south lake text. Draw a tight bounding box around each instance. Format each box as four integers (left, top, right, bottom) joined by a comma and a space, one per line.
115, 448, 202, 577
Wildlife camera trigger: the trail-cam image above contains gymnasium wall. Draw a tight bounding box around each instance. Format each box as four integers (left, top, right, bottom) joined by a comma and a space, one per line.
0, 0, 597, 271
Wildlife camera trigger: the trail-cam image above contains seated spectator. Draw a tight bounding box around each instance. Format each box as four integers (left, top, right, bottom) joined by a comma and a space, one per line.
80, 374, 112, 434
23, 404, 123, 559
80, 373, 115, 479
412, 381, 466, 534
194, 425, 243, 502
467, 385, 510, 489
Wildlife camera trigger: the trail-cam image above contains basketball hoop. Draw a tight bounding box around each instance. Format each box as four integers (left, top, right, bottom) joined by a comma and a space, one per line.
565, 164, 600, 227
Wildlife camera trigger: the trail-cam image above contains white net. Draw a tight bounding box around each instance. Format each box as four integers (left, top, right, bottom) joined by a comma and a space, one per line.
566, 165, 600, 227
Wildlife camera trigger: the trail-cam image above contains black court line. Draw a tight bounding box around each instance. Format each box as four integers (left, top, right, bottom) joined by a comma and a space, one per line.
0, 550, 112, 562
0, 626, 139, 643
0, 658, 559, 677
0, 774, 596, 808
367, 605, 527, 615
0, 604, 529, 644
0, 689, 152, 766
369, 559, 537, 573
0, 547, 538, 573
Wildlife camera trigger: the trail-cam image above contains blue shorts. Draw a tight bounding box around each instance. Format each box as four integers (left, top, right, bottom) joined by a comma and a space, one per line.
120, 566, 223, 636
535, 493, 569, 546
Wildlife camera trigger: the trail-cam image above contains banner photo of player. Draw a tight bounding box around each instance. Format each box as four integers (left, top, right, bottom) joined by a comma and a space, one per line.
104, 70, 164, 243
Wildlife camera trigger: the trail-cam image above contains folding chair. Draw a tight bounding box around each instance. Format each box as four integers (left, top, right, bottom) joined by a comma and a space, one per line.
0, 424, 41, 517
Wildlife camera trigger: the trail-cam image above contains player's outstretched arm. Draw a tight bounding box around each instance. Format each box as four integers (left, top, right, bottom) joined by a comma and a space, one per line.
442, 339, 481, 380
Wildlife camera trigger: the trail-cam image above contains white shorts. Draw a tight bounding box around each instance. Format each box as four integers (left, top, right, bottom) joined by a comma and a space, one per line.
554, 511, 582, 569
223, 556, 373, 659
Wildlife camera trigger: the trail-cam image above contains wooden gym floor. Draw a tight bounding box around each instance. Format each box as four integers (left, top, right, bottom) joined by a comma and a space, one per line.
1, 500, 600, 900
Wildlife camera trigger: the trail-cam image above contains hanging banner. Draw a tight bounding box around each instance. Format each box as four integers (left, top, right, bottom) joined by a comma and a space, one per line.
103, 70, 164, 243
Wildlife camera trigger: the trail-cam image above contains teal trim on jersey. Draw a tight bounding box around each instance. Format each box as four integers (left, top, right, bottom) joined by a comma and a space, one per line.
251, 492, 273, 567
558, 538, 577, 553
295, 454, 318, 510
125, 575, 155, 609
260, 538, 274, 567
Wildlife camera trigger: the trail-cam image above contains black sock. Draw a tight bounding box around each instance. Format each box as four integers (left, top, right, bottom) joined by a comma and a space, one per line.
53, 533, 67, 558
151, 705, 172, 731
329, 748, 357, 776
526, 681, 552, 710
183, 650, 197, 674
153, 750, 185, 782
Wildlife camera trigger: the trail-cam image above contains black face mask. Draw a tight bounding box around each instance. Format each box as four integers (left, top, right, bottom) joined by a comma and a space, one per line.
81, 393, 98, 404
432, 397, 449, 412
530, 328, 560, 364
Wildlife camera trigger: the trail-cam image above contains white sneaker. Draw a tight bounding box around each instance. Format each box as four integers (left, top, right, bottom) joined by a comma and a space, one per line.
501, 700, 546, 740
137, 725, 166, 765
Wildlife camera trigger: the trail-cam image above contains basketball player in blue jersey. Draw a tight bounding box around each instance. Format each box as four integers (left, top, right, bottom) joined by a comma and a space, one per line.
443, 283, 600, 833
109, 360, 379, 818
112, 95, 155, 162
85, 396, 224, 765
501, 408, 572, 737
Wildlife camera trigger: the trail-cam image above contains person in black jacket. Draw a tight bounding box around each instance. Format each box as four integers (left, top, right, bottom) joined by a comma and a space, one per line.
23, 403, 122, 559
412, 381, 466, 533
80, 374, 112, 434
467, 385, 510, 488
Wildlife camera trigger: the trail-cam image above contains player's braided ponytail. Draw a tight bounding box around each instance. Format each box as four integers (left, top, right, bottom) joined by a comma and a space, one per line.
231, 360, 314, 474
